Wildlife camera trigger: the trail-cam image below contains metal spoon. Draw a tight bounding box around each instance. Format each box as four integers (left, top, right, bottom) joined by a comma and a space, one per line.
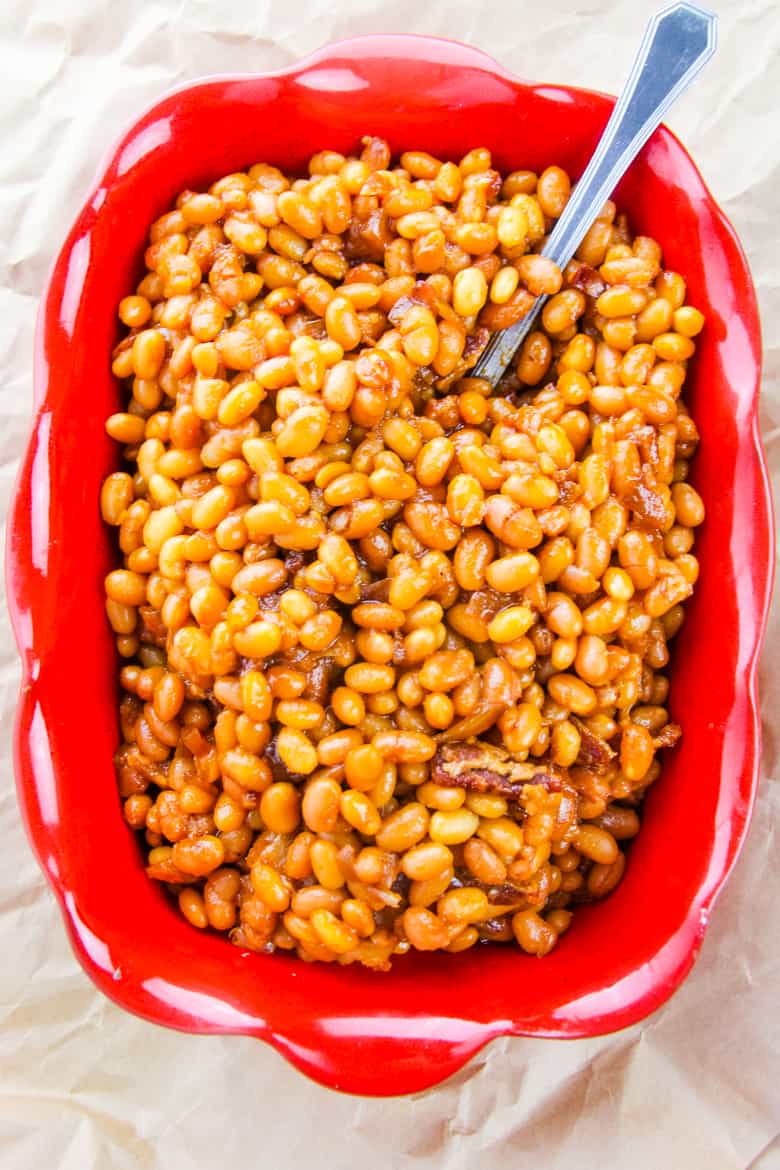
471, 1, 717, 387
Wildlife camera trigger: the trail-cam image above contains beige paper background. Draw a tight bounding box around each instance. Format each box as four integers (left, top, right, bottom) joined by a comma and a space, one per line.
1, 0, 778, 1165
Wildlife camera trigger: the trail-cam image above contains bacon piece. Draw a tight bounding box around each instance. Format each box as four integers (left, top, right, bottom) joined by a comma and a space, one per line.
476, 917, 514, 941
434, 327, 491, 391
359, 577, 391, 602
483, 170, 503, 200
254, 588, 286, 612
463, 325, 490, 364
387, 295, 416, 327
637, 430, 660, 466
283, 550, 306, 576
431, 739, 563, 798
280, 308, 326, 340
456, 873, 528, 905
627, 464, 670, 531
387, 280, 438, 325
568, 264, 607, 299
654, 722, 682, 750
460, 587, 507, 625
572, 716, 616, 771
114, 743, 164, 796
552, 470, 582, 507
138, 605, 167, 647
344, 209, 393, 261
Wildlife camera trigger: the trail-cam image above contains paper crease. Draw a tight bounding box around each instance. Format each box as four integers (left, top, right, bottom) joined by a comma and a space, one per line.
0, 1, 778, 1166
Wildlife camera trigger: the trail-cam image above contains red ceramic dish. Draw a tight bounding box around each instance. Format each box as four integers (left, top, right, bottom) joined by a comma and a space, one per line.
7, 35, 774, 1096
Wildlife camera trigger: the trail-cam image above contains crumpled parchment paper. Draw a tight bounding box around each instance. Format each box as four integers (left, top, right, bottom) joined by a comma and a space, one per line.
1, 1, 778, 1166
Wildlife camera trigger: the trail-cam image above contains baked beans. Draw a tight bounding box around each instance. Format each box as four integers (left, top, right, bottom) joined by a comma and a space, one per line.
106, 138, 701, 968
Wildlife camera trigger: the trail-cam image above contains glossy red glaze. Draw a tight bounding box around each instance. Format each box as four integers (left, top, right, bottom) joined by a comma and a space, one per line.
7, 35, 774, 1096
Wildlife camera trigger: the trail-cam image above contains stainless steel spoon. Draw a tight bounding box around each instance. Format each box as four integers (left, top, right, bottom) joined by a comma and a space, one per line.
471, 1, 717, 387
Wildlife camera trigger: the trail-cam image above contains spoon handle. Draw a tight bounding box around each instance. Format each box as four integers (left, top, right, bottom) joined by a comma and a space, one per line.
472, 2, 717, 386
